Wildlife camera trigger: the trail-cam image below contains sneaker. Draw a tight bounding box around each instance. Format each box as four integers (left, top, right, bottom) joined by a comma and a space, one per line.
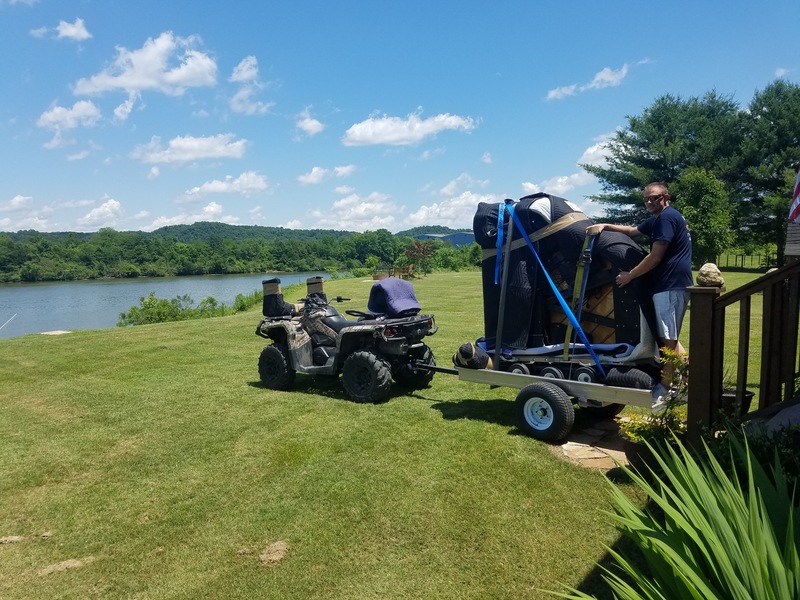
651, 383, 669, 413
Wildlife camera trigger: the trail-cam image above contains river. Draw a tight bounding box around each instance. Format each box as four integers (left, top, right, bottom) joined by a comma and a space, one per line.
0, 272, 326, 340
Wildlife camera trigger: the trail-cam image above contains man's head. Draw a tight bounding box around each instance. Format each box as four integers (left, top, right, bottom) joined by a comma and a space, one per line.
644, 182, 670, 215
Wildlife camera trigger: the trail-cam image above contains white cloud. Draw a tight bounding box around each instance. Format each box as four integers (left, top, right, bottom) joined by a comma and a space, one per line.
113, 92, 140, 122
439, 173, 489, 197
284, 219, 302, 229
229, 85, 273, 115
342, 111, 475, 146
147, 166, 160, 180
297, 166, 328, 186
1, 195, 33, 212
405, 190, 500, 230
144, 202, 239, 231
56, 18, 92, 41
297, 164, 355, 185
334, 185, 354, 194
29, 26, 47, 38
521, 137, 610, 198
481, 152, 493, 164
73, 32, 217, 96
67, 150, 90, 161
546, 84, 577, 101
310, 192, 399, 231
36, 100, 101, 148
229, 56, 259, 83
546, 61, 648, 101
296, 108, 324, 137
228, 56, 272, 115
776, 67, 789, 78
183, 171, 268, 199
77, 198, 122, 227
131, 133, 247, 164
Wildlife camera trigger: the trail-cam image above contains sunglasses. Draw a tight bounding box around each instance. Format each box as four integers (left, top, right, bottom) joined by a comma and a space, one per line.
644, 194, 663, 202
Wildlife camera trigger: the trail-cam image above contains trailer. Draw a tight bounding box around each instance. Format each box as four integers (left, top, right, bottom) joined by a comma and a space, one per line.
425, 364, 652, 442
422, 193, 664, 442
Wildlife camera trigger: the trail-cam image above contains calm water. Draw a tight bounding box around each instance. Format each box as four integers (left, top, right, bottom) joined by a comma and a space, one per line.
0, 273, 324, 340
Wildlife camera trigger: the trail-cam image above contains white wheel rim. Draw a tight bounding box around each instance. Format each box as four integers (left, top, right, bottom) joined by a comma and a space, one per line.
523, 397, 553, 430
541, 367, 562, 379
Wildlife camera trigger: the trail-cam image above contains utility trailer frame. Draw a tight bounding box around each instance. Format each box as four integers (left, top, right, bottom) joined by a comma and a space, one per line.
425, 364, 652, 442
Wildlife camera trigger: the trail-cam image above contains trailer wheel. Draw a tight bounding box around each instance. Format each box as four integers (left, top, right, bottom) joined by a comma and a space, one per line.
574, 366, 596, 383
540, 366, 564, 379
509, 362, 530, 375
515, 382, 575, 442
259, 344, 295, 390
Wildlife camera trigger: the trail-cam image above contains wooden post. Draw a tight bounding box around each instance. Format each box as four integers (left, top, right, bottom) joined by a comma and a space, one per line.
686, 285, 723, 444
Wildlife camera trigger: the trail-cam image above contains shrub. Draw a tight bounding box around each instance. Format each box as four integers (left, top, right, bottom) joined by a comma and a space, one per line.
552, 436, 800, 599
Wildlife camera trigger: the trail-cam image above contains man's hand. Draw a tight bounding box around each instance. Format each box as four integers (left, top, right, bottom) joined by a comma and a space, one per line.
586, 224, 605, 236
616, 271, 634, 287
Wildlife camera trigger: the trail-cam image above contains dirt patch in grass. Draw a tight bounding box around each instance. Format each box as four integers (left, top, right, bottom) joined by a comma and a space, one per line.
259, 541, 288, 566
38, 556, 95, 577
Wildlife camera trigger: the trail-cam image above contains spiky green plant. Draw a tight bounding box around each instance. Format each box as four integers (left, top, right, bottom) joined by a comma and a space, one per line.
552, 435, 800, 599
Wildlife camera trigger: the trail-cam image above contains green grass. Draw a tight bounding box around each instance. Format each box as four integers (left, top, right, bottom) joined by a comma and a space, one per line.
1, 271, 642, 600
0, 269, 772, 598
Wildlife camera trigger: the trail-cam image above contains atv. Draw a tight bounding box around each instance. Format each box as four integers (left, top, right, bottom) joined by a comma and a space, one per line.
255, 276, 438, 403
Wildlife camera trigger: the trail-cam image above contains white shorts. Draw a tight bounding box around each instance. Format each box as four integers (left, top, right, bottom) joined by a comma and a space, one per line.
653, 290, 690, 341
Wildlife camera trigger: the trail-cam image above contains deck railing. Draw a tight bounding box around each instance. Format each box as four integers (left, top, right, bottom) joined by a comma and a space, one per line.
686, 260, 800, 442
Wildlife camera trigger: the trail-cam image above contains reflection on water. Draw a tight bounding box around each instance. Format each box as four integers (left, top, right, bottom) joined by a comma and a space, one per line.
0, 272, 325, 339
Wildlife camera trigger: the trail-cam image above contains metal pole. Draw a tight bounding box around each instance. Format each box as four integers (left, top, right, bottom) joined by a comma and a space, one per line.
494, 200, 515, 370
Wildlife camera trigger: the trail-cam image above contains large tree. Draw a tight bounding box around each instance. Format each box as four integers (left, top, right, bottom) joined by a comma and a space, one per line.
583, 91, 745, 224
739, 79, 800, 262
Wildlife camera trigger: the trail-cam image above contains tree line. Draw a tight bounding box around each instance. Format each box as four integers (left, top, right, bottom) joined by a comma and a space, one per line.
584, 79, 800, 265
0, 224, 480, 283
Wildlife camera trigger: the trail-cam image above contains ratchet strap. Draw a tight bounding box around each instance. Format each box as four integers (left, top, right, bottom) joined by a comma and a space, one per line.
563, 233, 597, 361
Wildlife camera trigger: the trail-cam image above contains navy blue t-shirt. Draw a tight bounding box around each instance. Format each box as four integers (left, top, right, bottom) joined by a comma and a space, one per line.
637, 206, 693, 294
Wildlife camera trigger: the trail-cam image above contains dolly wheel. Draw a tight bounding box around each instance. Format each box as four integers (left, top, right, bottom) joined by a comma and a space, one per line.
515, 382, 575, 442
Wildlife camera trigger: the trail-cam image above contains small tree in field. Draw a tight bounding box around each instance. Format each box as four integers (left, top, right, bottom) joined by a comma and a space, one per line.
404, 240, 436, 274
674, 168, 734, 265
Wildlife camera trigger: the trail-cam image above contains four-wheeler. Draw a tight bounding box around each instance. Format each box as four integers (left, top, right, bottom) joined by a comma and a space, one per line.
255, 276, 437, 404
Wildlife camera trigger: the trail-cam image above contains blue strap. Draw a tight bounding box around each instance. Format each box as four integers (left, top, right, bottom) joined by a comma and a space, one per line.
505, 203, 606, 377
493, 202, 505, 285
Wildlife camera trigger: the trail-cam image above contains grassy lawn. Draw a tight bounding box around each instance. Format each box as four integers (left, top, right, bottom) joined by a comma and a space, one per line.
0, 268, 766, 598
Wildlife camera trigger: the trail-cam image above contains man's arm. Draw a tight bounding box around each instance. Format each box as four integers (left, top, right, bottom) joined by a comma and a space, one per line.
616, 240, 669, 287
586, 223, 641, 238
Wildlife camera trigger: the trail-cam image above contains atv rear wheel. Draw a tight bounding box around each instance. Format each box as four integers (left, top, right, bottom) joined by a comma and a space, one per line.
393, 344, 435, 389
259, 344, 295, 390
341, 350, 393, 403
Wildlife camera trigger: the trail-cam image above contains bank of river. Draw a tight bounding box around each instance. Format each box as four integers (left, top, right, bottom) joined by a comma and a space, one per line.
0, 272, 325, 340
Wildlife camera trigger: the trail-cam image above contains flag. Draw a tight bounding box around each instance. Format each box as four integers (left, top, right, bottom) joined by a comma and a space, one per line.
791, 166, 800, 224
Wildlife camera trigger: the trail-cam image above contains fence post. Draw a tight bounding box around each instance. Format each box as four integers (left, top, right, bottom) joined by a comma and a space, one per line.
686, 285, 723, 444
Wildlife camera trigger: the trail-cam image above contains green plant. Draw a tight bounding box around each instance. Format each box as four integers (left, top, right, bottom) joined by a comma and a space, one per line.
619, 347, 688, 444
553, 435, 800, 599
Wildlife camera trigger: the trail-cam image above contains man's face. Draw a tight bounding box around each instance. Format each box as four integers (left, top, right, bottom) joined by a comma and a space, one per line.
643, 190, 667, 214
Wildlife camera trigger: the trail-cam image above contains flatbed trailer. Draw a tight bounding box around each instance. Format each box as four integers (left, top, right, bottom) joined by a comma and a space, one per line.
425, 363, 652, 442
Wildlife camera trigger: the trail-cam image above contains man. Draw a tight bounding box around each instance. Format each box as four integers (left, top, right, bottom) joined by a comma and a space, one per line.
587, 183, 693, 409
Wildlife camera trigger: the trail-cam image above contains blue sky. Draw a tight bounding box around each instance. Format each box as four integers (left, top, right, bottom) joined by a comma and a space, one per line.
1, 1, 797, 234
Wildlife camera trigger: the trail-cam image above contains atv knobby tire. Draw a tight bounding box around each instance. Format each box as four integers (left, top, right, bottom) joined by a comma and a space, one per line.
341, 350, 393, 404
393, 344, 435, 389
259, 344, 296, 390
515, 382, 575, 442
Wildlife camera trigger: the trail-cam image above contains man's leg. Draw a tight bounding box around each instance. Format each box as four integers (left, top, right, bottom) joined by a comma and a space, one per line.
653, 290, 690, 389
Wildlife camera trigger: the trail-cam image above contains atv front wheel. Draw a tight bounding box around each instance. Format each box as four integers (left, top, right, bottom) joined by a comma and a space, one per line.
393, 344, 435, 389
341, 350, 393, 403
259, 344, 295, 390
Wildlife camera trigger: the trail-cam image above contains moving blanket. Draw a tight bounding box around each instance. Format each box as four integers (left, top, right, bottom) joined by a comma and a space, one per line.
473, 193, 657, 354
368, 277, 421, 318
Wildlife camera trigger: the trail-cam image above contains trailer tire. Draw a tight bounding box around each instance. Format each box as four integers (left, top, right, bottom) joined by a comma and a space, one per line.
515, 382, 575, 442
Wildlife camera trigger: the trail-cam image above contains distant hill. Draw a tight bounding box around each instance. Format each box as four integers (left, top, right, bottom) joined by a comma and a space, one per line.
394, 225, 466, 238
148, 221, 354, 243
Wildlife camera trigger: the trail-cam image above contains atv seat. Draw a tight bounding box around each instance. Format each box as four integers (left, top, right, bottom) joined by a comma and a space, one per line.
322, 312, 365, 334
